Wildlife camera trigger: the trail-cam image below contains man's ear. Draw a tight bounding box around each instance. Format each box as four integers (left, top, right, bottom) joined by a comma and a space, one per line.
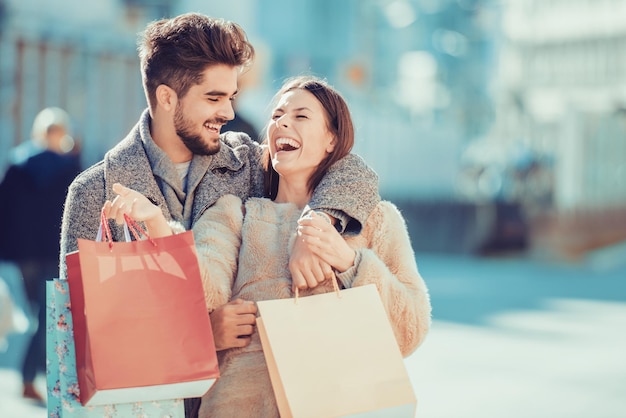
156, 84, 177, 111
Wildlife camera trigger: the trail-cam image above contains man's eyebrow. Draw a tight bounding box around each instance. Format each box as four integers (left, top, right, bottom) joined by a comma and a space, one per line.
204, 89, 239, 97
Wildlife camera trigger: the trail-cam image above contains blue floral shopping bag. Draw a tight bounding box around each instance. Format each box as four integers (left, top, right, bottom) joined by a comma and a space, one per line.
46, 279, 185, 417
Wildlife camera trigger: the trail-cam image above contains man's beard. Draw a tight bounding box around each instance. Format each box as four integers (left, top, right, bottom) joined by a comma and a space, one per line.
174, 104, 223, 156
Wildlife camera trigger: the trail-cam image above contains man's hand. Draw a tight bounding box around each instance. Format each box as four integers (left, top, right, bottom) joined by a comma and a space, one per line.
102, 183, 171, 238
209, 299, 257, 351
289, 230, 334, 290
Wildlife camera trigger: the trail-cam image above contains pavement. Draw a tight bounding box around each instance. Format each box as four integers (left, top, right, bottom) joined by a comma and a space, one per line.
1, 262, 47, 417
410, 249, 626, 418
1, 249, 625, 418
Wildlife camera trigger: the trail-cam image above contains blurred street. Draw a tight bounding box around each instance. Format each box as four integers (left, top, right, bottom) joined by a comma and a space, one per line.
408, 249, 626, 418
1, 250, 625, 418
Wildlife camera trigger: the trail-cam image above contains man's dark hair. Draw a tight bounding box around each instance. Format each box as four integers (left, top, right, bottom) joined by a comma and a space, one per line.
138, 13, 255, 111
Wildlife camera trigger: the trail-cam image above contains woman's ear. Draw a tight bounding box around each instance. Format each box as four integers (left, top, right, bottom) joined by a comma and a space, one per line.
156, 84, 177, 111
326, 136, 337, 153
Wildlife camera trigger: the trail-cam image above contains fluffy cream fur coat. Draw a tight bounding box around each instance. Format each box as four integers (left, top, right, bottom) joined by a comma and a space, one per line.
181, 195, 431, 418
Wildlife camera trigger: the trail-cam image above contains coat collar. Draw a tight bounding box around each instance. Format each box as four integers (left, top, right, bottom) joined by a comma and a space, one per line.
102, 109, 250, 226
103, 112, 170, 221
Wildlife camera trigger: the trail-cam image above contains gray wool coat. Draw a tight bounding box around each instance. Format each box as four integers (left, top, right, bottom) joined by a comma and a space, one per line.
59, 109, 380, 279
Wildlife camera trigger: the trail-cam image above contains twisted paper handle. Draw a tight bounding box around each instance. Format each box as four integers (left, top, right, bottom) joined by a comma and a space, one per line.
294, 271, 341, 304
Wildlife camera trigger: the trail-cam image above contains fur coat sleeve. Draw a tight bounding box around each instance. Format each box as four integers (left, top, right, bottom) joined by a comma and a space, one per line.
337, 201, 432, 357
171, 194, 244, 311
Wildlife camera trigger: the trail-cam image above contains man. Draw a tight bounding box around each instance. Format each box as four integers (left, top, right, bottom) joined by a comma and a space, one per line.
59, 12, 379, 416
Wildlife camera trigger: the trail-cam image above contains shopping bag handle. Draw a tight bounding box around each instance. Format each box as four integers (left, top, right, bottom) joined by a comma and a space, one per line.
99, 209, 114, 250
97, 209, 157, 249
294, 272, 341, 304
96, 214, 133, 244
122, 213, 156, 246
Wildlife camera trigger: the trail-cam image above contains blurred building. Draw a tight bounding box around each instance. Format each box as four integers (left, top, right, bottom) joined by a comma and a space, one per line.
181, 0, 500, 201
181, 0, 504, 254
487, 0, 626, 258
0, 0, 505, 255
0, 0, 169, 173
7, 0, 617, 259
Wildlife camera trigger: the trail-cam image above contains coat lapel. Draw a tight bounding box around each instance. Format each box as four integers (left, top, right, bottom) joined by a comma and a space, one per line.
102, 123, 171, 240
190, 136, 247, 225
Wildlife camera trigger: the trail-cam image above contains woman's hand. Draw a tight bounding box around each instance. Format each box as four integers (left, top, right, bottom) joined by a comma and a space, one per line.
296, 211, 356, 274
102, 183, 172, 237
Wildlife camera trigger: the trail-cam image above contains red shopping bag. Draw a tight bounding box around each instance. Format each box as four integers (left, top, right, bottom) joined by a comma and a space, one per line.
66, 212, 219, 406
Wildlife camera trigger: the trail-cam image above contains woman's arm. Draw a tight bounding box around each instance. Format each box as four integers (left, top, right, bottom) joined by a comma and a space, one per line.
187, 194, 256, 351
187, 194, 244, 311
342, 202, 431, 356
290, 154, 380, 289
298, 202, 431, 357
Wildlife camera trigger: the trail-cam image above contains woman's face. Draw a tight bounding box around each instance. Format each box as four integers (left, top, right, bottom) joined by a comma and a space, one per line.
267, 89, 335, 181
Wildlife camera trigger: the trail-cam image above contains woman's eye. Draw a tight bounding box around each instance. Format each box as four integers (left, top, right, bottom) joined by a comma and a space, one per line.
296, 115, 308, 119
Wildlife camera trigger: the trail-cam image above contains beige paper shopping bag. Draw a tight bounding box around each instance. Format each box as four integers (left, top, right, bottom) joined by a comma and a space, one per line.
257, 283, 417, 418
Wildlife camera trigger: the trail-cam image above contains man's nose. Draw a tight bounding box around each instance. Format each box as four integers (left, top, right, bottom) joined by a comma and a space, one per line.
218, 100, 235, 121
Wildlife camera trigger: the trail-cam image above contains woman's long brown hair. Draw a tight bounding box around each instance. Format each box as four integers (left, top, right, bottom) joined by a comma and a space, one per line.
262, 76, 355, 199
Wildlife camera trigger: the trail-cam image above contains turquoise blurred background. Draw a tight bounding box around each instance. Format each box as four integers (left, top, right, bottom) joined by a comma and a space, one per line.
0, 0, 625, 258
1, 2, 626, 417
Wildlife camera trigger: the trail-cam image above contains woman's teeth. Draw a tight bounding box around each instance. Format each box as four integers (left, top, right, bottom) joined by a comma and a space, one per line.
276, 138, 300, 151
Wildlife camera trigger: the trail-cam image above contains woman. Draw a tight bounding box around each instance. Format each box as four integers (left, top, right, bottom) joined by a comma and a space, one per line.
105, 76, 431, 417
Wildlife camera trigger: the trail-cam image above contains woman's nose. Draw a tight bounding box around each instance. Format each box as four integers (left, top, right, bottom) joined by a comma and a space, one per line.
275, 114, 288, 127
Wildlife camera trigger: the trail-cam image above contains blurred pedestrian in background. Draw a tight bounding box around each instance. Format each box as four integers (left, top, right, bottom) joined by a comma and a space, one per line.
0, 107, 82, 403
